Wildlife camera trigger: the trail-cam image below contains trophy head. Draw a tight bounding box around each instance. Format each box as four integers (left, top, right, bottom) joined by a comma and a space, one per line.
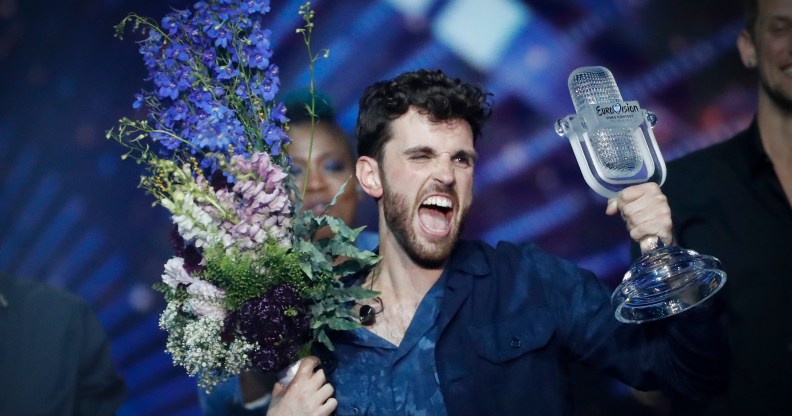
556, 66, 666, 198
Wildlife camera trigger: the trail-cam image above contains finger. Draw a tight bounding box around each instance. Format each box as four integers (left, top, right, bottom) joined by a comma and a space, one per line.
620, 191, 669, 230
620, 182, 661, 204
316, 381, 334, 403
271, 381, 285, 398
296, 356, 321, 378
300, 358, 330, 392
638, 235, 661, 253
623, 203, 669, 232
306, 367, 329, 392
607, 183, 660, 219
605, 197, 619, 216
317, 397, 338, 416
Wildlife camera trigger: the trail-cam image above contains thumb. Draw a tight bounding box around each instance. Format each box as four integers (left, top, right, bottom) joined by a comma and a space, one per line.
605, 198, 619, 216
271, 381, 286, 398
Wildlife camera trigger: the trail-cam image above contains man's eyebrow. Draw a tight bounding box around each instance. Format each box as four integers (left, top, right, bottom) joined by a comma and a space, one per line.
403, 146, 435, 156
403, 146, 478, 163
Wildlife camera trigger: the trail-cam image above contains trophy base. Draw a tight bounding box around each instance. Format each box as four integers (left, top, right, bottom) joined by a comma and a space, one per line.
611, 245, 727, 324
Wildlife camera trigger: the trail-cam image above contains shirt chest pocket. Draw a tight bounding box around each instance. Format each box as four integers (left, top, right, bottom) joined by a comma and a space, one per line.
467, 306, 555, 363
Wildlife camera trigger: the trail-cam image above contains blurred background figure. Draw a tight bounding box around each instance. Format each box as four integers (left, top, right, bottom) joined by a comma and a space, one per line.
0, 272, 126, 415
284, 89, 378, 248
638, 0, 791, 414
198, 91, 377, 415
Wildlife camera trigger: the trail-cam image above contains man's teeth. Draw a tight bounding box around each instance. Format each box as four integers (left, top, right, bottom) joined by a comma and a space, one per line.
423, 196, 453, 208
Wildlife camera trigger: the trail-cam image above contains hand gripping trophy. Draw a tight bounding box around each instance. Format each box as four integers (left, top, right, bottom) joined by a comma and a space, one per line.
555, 66, 726, 323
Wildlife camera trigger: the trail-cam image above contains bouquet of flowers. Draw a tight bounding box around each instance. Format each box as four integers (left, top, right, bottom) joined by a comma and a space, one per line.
108, 0, 378, 389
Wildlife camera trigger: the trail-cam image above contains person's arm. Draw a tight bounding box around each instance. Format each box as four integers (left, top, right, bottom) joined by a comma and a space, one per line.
561, 183, 728, 400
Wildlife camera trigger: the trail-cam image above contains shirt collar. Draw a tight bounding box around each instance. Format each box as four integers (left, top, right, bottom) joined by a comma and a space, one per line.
446, 240, 490, 277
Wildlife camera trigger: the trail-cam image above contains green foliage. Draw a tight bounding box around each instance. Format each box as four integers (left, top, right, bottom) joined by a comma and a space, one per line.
153, 281, 189, 304
202, 242, 305, 310
306, 275, 379, 352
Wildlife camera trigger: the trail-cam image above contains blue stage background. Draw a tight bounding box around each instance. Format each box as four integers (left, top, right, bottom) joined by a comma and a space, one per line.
0, 0, 752, 414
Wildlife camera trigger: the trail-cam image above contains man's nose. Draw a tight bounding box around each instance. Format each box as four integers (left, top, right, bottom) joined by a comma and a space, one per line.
432, 156, 455, 185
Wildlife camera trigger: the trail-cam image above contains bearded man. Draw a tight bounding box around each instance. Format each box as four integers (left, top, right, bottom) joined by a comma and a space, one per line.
266, 69, 728, 416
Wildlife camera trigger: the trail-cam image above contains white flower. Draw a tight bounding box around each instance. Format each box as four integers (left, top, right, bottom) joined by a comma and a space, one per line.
160, 311, 257, 390
162, 257, 192, 288
186, 280, 227, 319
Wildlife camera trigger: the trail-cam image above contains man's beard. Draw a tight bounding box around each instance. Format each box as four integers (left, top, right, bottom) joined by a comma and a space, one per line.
760, 71, 792, 113
381, 176, 465, 269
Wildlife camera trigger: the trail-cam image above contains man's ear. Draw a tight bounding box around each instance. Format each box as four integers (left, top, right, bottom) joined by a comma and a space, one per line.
737, 29, 758, 69
356, 156, 383, 198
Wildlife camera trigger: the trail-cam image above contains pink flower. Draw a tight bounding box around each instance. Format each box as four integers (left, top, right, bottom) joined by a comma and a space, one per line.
220, 152, 293, 251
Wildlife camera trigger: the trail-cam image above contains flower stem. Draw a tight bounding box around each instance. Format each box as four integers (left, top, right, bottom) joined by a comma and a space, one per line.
297, 2, 322, 202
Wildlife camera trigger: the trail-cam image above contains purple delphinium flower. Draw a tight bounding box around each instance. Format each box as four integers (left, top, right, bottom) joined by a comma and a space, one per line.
271, 102, 288, 124
250, 24, 271, 49
200, 47, 217, 69
132, 93, 145, 109
130, 0, 285, 170
262, 125, 287, 156
154, 72, 179, 100
247, 47, 270, 70
240, 0, 270, 15
210, 26, 233, 48
215, 64, 241, 81
161, 15, 180, 36
165, 100, 189, 123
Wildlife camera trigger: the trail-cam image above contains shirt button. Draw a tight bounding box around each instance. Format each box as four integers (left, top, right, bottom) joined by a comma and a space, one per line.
352, 407, 360, 415
510, 337, 521, 348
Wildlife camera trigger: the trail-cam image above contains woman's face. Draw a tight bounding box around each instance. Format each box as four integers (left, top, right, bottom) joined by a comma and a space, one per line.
288, 122, 360, 231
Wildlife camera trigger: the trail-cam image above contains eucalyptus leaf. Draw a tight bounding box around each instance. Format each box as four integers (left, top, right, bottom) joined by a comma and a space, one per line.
317, 330, 333, 351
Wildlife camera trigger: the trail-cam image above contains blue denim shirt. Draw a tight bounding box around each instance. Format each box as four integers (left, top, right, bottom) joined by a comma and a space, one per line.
329, 272, 448, 416
325, 240, 727, 415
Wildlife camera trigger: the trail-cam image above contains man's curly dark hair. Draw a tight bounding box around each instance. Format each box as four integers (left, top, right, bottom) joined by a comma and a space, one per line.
355, 69, 492, 163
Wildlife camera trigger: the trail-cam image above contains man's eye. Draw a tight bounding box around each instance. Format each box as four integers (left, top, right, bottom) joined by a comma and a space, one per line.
410, 154, 431, 160
769, 21, 791, 34
454, 156, 472, 167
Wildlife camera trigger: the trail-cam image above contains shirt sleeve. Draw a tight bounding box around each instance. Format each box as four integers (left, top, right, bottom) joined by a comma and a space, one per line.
555, 262, 728, 401
198, 376, 270, 415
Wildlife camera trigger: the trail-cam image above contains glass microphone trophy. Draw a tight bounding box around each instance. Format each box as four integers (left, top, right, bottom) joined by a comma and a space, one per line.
555, 66, 726, 323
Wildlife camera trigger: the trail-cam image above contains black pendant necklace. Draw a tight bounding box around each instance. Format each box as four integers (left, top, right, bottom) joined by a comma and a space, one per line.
359, 296, 384, 326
